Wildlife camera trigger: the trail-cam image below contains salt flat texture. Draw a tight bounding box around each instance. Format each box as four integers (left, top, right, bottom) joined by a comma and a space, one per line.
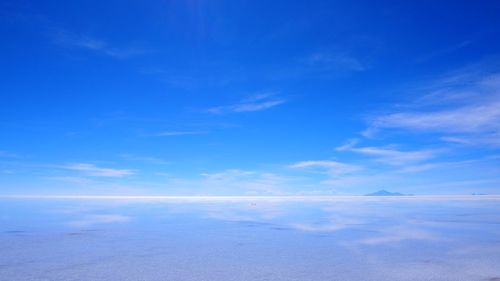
1, 198, 500, 281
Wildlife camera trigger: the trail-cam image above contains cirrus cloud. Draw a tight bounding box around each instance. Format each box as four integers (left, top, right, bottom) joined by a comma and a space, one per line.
207, 92, 286, 114
363, 71, 500, 146
60, 163, 135, 177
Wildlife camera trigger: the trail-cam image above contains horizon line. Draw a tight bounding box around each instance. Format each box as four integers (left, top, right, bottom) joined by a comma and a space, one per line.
1, 194, 500, 201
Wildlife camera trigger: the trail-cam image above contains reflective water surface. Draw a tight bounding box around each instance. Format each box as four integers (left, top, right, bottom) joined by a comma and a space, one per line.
1, 197, 500, 281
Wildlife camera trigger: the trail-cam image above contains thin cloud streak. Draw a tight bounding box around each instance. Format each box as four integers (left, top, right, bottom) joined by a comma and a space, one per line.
336, 141, 439, 165
363, 71, 500, 146
368, 103, 500, 134
207, 93, 286, 114
413, 40, 472, 64
290, 160, 361, 175
60, 163, 135, 177
306, 51, 367, 72
118, 154, 169, 165
149, 131, 208, 137
44, 176, 94, 185
51, 29, 148, 59
198, 169, 289, 195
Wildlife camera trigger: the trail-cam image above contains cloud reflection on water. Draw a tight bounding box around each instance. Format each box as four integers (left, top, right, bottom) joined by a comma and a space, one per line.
1, 198, 500, 281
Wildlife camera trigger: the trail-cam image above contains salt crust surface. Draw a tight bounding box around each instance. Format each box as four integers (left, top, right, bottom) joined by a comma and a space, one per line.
1, 198, 499, 281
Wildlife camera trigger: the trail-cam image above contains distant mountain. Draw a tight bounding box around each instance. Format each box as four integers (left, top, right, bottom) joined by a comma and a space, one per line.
365, 190, 411, 196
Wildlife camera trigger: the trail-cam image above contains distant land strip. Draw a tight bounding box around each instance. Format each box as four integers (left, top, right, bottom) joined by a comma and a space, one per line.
1, 195, 500, 201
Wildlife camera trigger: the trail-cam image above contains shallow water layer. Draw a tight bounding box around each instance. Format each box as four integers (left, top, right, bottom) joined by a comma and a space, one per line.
1, 198, 500, 281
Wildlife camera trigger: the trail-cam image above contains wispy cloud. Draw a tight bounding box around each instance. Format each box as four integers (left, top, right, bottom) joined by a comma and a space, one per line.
118, 154, 169, 165
266, 48, 370, 81
336, 140, 439, 165
45, 176, 94, 185
149, 131, 207, 137
364, 71, 500, 146
157, 169, 294, 195
51, 29, 148, 59
290, 160, 361, 175
0, 12, 149, 59
413, 40, 472, 64
201, 169, 255, 181
60, 163, 135, 177
207, 93, 286, 114
366, 103, 500, 135
306, 51, 367, 72
200, 169, 289, 194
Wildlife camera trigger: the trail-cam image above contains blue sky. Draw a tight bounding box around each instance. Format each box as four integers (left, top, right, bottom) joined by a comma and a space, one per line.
1, 0, 500, 195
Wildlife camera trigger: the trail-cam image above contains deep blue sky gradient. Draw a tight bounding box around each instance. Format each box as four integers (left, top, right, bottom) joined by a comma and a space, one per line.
1, 0, 500, 195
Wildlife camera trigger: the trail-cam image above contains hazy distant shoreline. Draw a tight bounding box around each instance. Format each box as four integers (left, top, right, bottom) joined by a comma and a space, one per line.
1, 195, 500, 202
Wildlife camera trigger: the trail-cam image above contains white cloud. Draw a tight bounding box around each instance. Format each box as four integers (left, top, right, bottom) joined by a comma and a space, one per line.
201, 169, 255, 181
199, 169, 288, 194
336, 143, 439, 165
320, 173, 393, 188
369, 103, 500, 134
61, 163, 135, 177
290, 160, 361, 175
154, 169, 295, 195
118, 154, 169, 165
364, 71, 500, 146
207, 93, 286, 114
149, 131, 207, 137
51, 29, 148, 59
45, 176, 93, 184
439, 136, 473, 144
306, 51, 367, 72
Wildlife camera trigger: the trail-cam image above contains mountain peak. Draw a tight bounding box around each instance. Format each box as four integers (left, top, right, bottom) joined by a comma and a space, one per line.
365, 190, 409, 196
